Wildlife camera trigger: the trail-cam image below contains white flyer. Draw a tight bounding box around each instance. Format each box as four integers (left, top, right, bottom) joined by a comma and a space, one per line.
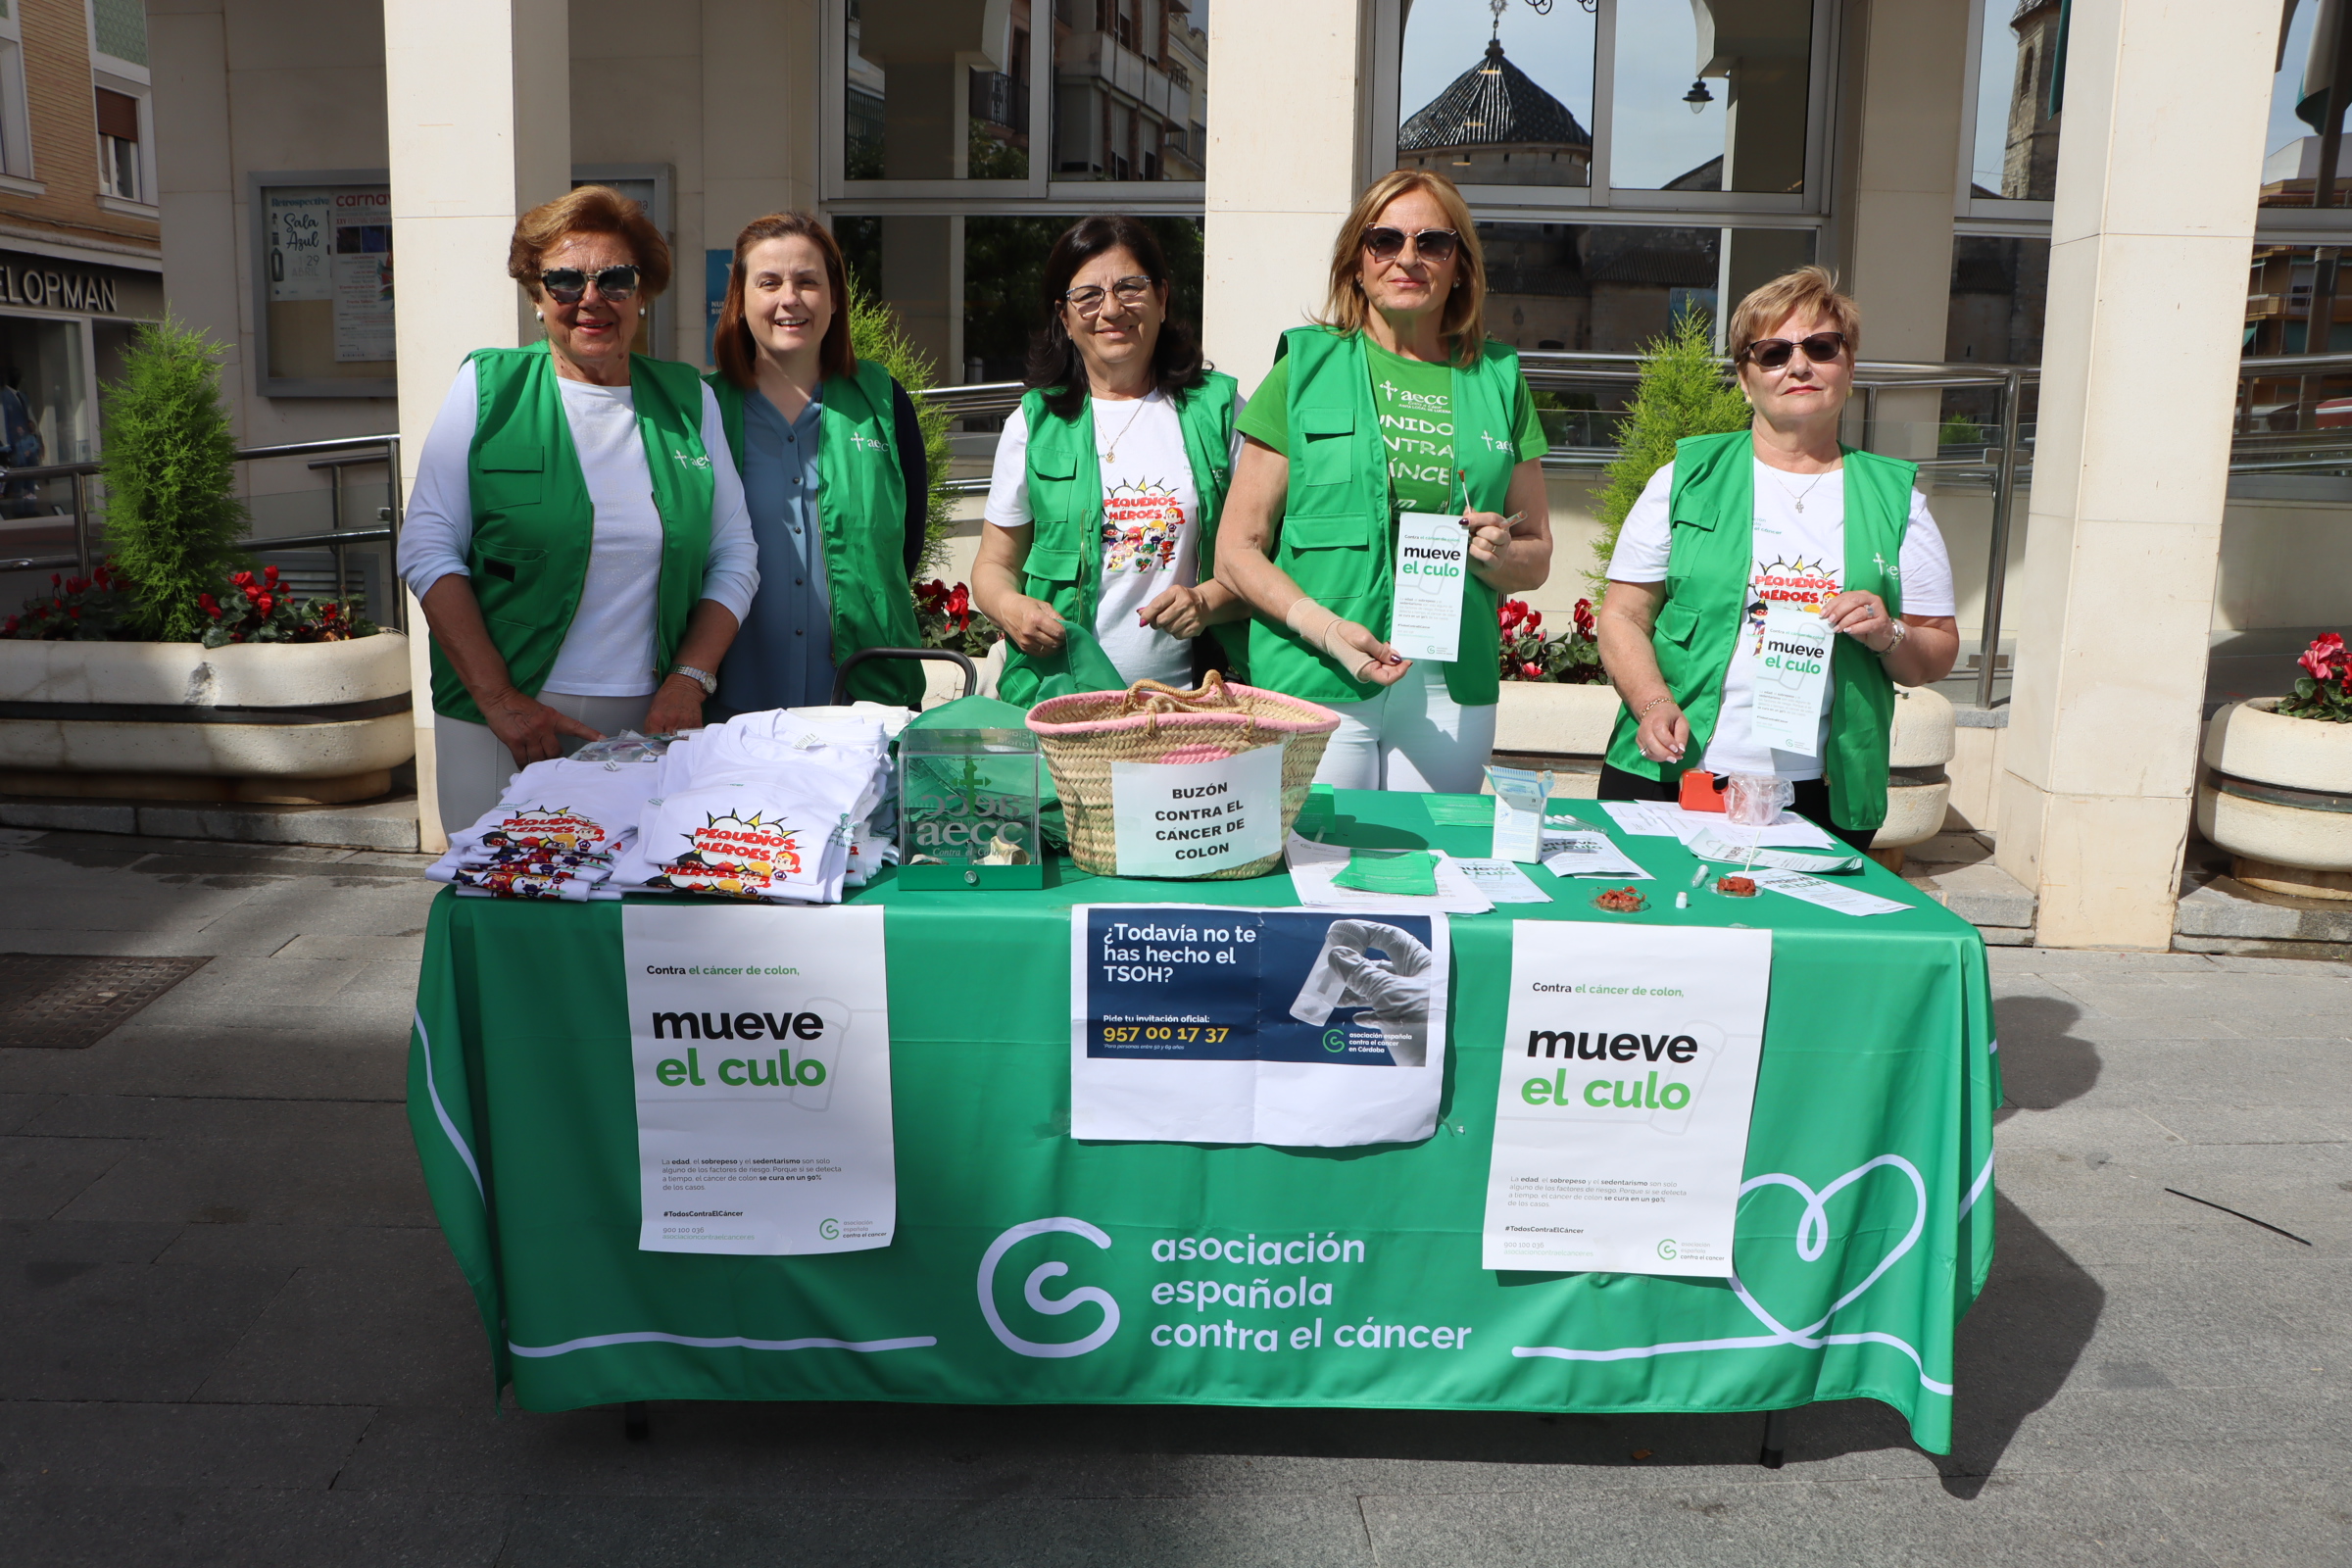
1111, 744, 1284, 877
1482, 922, 1772, 1277
1746, 867, 1912, 916
1389, 510, 1468, 662
1747, 601, 1836, 757
1599, 800, 1676, 837
623, 904, 896, 1255
1539, 830, 1651, 881
1071, 906, 1451, 1147
1450, 858, 1553, 903
265, 189, 332, 301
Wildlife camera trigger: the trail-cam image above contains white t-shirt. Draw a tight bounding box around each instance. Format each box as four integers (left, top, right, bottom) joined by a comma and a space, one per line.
1606, 459, 1956, 781
398, 361, 760, 699
984, 390, 1244, 688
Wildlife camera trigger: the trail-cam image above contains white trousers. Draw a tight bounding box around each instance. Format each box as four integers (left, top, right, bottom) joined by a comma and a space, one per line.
1311, 661, 1496, 794
432, 691, 653, 836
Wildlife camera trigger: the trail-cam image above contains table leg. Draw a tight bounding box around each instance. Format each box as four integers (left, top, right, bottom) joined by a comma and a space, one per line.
1758, 1407, 1788, 1469
623, 1401, 650, 1443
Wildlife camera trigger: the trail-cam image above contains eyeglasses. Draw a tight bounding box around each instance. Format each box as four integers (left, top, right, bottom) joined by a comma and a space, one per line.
1062, 275, 1155, 316
539, 265, 641, 305
1740, 331, 1847, 369
1363, 226, 1460, 265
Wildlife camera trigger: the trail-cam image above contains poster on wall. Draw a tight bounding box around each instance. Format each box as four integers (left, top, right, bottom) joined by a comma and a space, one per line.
622, 903, 897, 1256
266, 190, 332, 302
330, 191, 395, 363
1070, 905, 1450, 1148
1481, 921, 1771, 1277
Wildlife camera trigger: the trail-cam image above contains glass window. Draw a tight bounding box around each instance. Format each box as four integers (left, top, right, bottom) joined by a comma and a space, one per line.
90, 0, 146, 67
259, 181, 395, 394
1480, 220, 1811, 357
1052, 0, 1205, 182
845, 0, 1034, 181
1396, 0, 1593, 189
95, 86, 139, 201
1968, 0, 2060, 203
1610, 0, 1811, 195
2259, 0, 2352, 219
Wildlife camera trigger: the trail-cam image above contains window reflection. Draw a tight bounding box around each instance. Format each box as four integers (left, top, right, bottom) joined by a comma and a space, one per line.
1052, 0, 1205, 182
1396, 0, 1593, 189
1478, 221, 1813, 355
845, 0, 1032, 181
1968, 1, 2060, 202
1611, 0, 1811, 194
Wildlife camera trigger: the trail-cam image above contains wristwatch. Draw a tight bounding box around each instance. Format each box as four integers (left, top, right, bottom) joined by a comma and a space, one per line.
669, 664, 718, 697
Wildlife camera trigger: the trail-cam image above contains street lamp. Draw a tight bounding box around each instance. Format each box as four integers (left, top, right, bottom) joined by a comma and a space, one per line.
1684, 79, 1714, 115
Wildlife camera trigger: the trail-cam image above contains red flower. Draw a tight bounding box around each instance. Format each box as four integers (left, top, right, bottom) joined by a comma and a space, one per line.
1522, 610, 1542, 631
1520, 661, 1542, 679
1497, 599, 1528, 631
263, 564, 280, 584
67, 606, 80, 619
2300, 632, 2347, 682
49, 572, 60, 587
198, 593, 220, 618
1573, 598, 1595, 638
253, 593, 274, 617
3, 615, 17, 633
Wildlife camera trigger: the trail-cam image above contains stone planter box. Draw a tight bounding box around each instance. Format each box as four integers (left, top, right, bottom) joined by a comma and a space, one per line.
1876, 686, 1957, 855
1494, 679, 1620, 756
2197, 697, 2352, 899
0, 633, 415, 805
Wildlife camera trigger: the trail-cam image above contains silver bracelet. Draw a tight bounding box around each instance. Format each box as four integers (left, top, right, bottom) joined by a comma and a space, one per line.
1875, 619, 1908, 658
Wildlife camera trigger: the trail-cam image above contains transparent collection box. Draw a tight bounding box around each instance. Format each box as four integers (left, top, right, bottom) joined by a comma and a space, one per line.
895, 726, 1045, 890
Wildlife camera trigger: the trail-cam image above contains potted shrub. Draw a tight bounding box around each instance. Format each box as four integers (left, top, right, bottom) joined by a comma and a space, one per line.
2198, 632, 2352, 899
0, 318, 410, 805
1494, 597, 1621, 757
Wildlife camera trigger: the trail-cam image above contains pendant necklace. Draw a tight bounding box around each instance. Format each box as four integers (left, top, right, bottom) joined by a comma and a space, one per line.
1098, 392, 1152, 465
1771, 465, 1837, 514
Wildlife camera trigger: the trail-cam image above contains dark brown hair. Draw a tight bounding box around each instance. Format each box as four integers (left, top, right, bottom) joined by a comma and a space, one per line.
509, 185, 671, 298
712, 213, 857, 388
1026, 215, 1205, 421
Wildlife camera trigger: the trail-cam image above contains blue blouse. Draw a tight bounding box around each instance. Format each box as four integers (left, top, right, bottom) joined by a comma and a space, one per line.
715, 388, 834, 711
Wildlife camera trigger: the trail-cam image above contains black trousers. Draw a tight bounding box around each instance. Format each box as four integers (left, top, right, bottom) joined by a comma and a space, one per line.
1595, 763, 1881, 855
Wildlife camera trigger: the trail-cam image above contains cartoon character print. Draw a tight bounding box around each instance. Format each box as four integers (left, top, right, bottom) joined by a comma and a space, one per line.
485, 807, 611, 856
1099, 482, 1187, 575
1748, 554, 1838, 654
656, 809, 804, 900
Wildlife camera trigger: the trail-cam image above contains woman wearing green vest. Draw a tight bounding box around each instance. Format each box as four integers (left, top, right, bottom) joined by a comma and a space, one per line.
972, 215, 1247, 704
1593, 268, 1962, 851
705, 212, 930, 714
400, 185, 759, 834
1216, 171, 1553, 793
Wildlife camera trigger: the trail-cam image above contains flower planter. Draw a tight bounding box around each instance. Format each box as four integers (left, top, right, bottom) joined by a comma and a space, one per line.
0, 633, 414, 805
1873, 686, 1957, 856
2197, 697, 2352, 900
1494, 680, 1621, 757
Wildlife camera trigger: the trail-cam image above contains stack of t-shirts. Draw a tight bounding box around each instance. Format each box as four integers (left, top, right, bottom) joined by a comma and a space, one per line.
426, 756, 662, 901
612, 709, 892, 905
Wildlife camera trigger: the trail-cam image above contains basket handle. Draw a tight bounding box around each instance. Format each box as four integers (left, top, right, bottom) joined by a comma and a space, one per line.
1116, 670, 1238, 716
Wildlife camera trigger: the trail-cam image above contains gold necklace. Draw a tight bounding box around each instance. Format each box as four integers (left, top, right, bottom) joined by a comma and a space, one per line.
1097, 393, 1152, 465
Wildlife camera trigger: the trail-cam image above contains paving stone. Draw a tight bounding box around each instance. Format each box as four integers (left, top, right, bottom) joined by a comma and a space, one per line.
2136, 1465, 2352, 1568
0, 1399, 375, 1489
0, 1023, 409, 1102
0, 801, 136, 835
0, 1486, 511, 1568
0, 1257, 290, 1400
1906, 859, 2037, 928
2176, 878, 2352, 943
191, 1253, 488, 1406
135, 796, 421, 853
0, 1092, 57, 1133
0, 1135, 140, 1221
49, 1117, 434, 1230
2176, 934, 2352, 962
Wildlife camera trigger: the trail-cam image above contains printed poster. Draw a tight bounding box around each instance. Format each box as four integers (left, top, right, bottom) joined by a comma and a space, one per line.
1071, 905, 1449, 1147
1109, 744, 1283, 877
331, 193, 395, 363
623, 903, 896, 1255
1748, 600, 1834, 757
1389, 510, 1467, 662
1482, 922, 1771, 1276
266, 190, 332, 302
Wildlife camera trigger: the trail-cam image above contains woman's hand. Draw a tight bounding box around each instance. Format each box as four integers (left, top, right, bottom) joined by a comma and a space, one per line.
643, 674, 710, 737
479, 685, 604, 766
997, 594, 1067, 657
1460, 510, 1514, 566
1820, 589, 1899, 652
1330, 619, 1413, 687
1634, 696, 1690, 765
1139, 583, 1213, 638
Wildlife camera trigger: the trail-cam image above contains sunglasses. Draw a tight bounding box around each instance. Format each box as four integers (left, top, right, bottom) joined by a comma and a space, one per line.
539, 265, 641, 305
1363, 226, 1460, 265
1061, 274, 1156, 317
1740, 331, 1847, 369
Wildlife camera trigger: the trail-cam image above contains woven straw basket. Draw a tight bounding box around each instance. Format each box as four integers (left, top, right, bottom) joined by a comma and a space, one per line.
1025, 673, 1341, 879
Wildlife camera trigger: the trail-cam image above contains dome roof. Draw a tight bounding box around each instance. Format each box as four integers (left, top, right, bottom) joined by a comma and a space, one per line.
1397, 37, 1592, 154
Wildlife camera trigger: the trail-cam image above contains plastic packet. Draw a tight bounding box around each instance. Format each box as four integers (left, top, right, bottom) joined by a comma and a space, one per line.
1724, 772, 1791, 827
569, 729, 672, 764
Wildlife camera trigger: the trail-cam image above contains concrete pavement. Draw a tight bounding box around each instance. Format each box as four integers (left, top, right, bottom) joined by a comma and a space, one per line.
2, 826, 2347, 1566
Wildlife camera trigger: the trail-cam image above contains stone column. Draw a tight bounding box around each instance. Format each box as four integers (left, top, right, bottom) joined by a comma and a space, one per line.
704, 0, 820, 293
383, 0, 572, 852
1994, 0, 2282, 948
1838, 0, 1972, 457
1200, 0, 1367, 390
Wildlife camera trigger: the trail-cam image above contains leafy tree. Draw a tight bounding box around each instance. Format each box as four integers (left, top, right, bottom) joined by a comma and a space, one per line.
848, 275, 954, 576
98, 318, 249, 641
1586, 308, 1750, 596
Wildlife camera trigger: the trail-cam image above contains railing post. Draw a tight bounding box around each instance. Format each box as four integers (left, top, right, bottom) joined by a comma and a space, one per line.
1978, 368, 2025, 710
70, 469, 88, 578
385, 435, 407, 634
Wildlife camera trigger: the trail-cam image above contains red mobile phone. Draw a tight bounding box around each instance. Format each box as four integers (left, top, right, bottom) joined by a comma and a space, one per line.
1678, 769, 1729, 813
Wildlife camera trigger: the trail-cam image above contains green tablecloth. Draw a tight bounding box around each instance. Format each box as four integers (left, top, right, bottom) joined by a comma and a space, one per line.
409, 792, 1997, 1451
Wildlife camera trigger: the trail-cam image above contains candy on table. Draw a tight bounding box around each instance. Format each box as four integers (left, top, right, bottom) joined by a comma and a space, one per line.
1591, 886, 1647, 913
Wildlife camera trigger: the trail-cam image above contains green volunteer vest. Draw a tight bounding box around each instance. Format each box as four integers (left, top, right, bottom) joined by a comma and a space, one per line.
996, 372, 1242, 708
1247, 326, 1519, 708
708, 364, 926, 708
1601, 429, 1916, 832
431, 343, 715, 724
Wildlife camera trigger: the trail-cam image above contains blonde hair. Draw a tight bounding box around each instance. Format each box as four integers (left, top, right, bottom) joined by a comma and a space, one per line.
1727, 266, 1859, 365
1317, 170, 1488, 368
508, 185, 672, 300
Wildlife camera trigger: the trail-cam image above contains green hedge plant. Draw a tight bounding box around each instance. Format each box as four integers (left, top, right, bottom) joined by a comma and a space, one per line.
847, 278, 955, 577
1586, 308, 1750, 596
98, 318, 249, 642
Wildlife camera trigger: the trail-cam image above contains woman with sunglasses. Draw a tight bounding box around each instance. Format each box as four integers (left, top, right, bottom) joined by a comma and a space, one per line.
1593, 267, 1961, 852
704, 212, 928, 713
399, 185, 758, 833
1215, 170, 1553, 793
974, 215, 1246, 704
